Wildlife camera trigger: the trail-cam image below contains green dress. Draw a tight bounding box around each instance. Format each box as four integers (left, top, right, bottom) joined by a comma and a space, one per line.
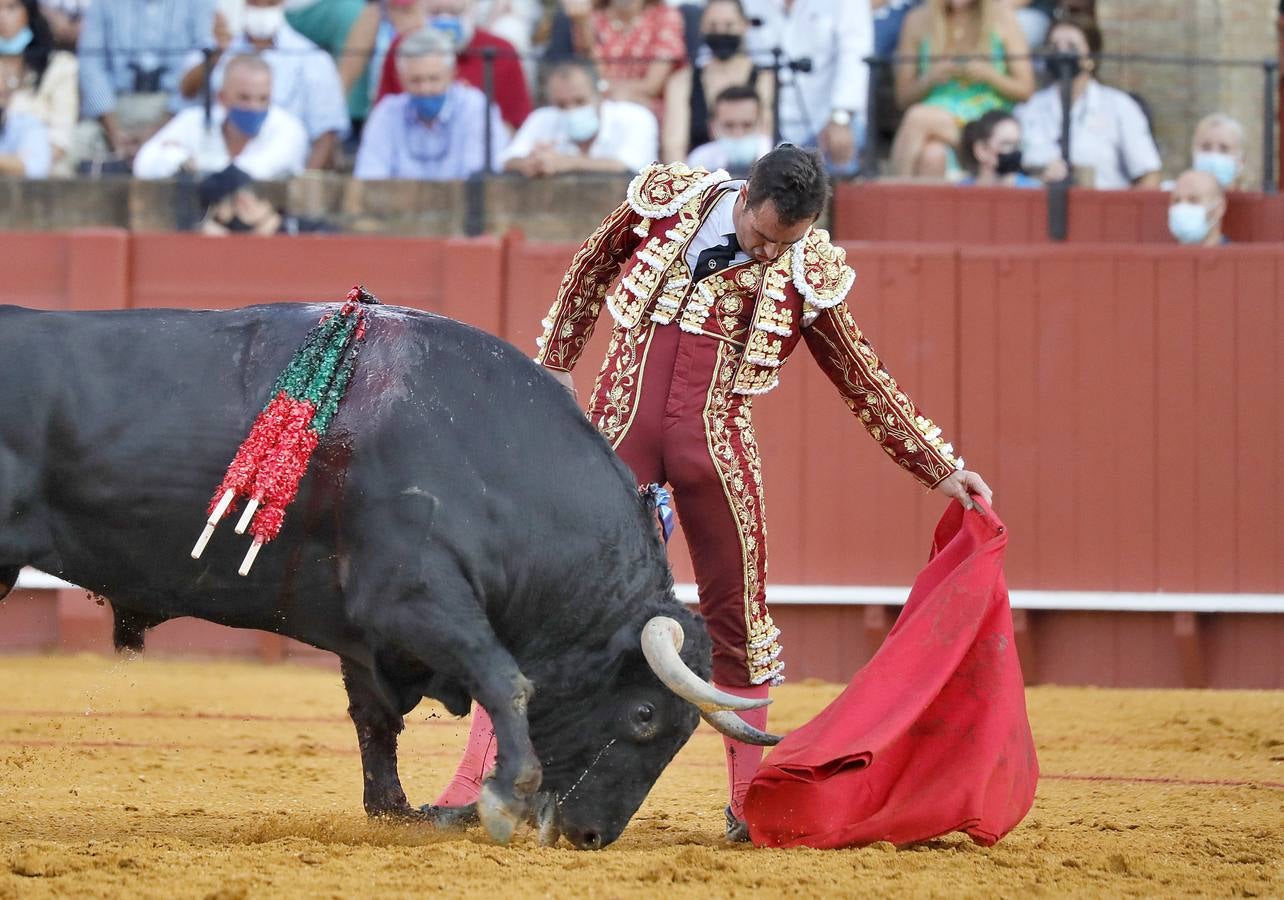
918, 32, 1011, 123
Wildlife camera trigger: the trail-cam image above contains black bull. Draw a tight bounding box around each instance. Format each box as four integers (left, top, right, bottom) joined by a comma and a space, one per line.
0, 302, 773, 849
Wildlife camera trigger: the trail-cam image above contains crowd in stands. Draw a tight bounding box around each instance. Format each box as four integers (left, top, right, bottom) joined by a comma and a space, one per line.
0, 0, 1262, 243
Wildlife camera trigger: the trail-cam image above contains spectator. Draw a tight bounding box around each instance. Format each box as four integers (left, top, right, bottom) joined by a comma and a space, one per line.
197, 163, 335, 235
354, 26, 503, 179
375, 0, 532, 131
562, 0, 685, 118
177, 0, 349, 170
890, 0, 1033, 178
38, 0, 87, 50
473, 0, 539, 56
873, 0, 921, 61
1010, 0, 1056, 51
957, 108, 1040, 186
1, 0, 77, 175
686, 83, 770, 173
134, 54, 308, 179
1168, 169, 1227, 247
75, 0, 216, 168
500, 58, 655, 175
1015, 15, 1161, 189
661, 0, 772, 163
0, 55, 51, 176
1190, 112, 1246, 190
741, 0, 873, 176
340, 0, 430, 131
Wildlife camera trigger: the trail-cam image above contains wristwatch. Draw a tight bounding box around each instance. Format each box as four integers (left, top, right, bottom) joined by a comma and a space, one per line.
829, 109, 853, 127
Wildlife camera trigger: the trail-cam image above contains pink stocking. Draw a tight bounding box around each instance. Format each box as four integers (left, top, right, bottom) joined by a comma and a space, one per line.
433, 705, 497, 807
713, 682, 771, 820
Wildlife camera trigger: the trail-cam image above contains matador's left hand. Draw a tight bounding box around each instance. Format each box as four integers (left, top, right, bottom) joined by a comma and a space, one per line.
936, 469, 993, 512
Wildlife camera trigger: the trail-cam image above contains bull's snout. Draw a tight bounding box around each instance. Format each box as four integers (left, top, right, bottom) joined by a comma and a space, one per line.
564, 827, 604, 851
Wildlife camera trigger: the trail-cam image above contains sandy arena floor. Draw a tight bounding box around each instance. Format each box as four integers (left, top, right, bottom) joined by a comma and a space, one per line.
0, 655, 1280, 899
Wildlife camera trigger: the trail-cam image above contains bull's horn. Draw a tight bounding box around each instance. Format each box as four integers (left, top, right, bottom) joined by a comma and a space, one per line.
701, 709, 782, 746
641, 617, 771, 713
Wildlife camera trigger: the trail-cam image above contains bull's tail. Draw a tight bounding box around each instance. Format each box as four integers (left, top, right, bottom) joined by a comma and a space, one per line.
191, 286, 377, 573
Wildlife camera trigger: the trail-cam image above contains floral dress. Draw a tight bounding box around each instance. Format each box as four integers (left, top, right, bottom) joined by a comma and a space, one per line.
591, 4, 686, 118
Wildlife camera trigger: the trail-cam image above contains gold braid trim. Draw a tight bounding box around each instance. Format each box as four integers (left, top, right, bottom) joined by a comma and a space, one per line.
536, 199, 644, 372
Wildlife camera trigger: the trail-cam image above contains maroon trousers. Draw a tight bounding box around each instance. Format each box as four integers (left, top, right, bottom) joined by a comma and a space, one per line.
589, 322, 780, 688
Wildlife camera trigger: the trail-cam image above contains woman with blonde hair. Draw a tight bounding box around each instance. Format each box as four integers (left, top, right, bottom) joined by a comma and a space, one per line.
889, 0, 1033, 177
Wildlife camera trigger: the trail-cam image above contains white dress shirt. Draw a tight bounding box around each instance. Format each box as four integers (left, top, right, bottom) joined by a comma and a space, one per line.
1015, 80, 1162, 190
499, 100, 659, 174
133, 105, 309, 179
740, 0, 872, 145
684, 184, 751, 277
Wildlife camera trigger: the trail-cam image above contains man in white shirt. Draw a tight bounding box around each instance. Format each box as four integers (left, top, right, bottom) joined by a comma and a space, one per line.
740, 0, 871, 175
177, 0, 350, 169
134, 54, 308, 180
687, 85, 773, 174
500, 60, 657, 176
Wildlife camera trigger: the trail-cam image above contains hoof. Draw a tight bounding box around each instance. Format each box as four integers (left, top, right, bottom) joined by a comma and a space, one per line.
477, 782, 522, 845
419, 803, 479, 831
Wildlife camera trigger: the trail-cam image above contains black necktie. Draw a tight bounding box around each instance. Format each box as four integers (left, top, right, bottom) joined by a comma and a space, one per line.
695, 233, 741, 281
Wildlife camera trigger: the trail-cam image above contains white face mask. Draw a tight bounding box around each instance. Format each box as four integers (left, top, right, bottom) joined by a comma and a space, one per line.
563, 104, 599, 143
244, 5, 286, 40
1168, 201, 1211, 245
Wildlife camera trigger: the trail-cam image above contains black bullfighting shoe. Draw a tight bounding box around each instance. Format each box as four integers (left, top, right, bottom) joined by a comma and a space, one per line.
724, 805, 750, 843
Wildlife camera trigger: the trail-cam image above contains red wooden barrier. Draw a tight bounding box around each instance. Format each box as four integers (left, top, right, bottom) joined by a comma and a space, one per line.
832, 183, 1284, 244
2, 230, 1283, 686
957, 244, 1284, 594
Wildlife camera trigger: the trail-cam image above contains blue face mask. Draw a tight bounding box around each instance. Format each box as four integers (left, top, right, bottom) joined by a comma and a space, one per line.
0, 26, 33, 55
563, 104, 599, 143
429, 15, 466, 47
718, 134, 760, 168
1168, 202, 1211, 245
1193, 151, 1238, 189
411, 92, 447, 122
227, 106, 269, 137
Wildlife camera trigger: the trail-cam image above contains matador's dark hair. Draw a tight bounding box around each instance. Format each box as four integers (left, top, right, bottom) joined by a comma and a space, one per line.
744, 144, 830, 226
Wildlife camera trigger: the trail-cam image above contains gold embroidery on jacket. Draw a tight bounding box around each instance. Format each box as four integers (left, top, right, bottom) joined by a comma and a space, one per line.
702, 342, 784, 686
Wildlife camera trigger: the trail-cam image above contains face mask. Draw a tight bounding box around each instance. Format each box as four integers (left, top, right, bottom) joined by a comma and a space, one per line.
995, 148, 1023, 175
225, 215, 258, 233
563, 103, 599, 143
243, 5, 285, 40
411, 92, 447, 121
429, 14, 471, 48
718, 134, 759, 168
704, 33, 742, 62
227, 106, 269, 137
1168, 202, 1211, 245
1045, 53, 1081, 82
0, 26, 33, 55
1193, 151, 1238, 189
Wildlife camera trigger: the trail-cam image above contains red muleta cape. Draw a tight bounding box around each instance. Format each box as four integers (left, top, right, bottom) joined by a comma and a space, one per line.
743, 499, 1038, 849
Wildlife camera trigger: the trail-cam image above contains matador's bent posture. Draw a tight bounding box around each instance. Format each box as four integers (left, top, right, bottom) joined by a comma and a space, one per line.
435, 146, 992, 840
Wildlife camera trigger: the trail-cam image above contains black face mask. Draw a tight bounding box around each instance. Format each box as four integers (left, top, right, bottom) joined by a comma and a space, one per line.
1045, 52, 1082, 82
995, 149, 1023, 175
704, 33, 742, 62
224, 215, 258, 233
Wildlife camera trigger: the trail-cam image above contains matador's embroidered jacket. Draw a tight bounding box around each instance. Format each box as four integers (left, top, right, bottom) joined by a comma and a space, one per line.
534, 163, 964, 686
536, 162, 963, 485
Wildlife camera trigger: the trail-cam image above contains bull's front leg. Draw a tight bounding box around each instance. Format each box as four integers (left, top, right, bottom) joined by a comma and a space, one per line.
339, 656, 420, 819
359, 583, 543, 845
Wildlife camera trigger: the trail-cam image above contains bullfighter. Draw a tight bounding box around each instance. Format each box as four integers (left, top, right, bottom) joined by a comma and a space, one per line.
435, 145, 993, 840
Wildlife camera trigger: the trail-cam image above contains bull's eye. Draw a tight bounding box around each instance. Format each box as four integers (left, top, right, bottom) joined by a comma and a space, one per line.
634, 703, 654, 724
